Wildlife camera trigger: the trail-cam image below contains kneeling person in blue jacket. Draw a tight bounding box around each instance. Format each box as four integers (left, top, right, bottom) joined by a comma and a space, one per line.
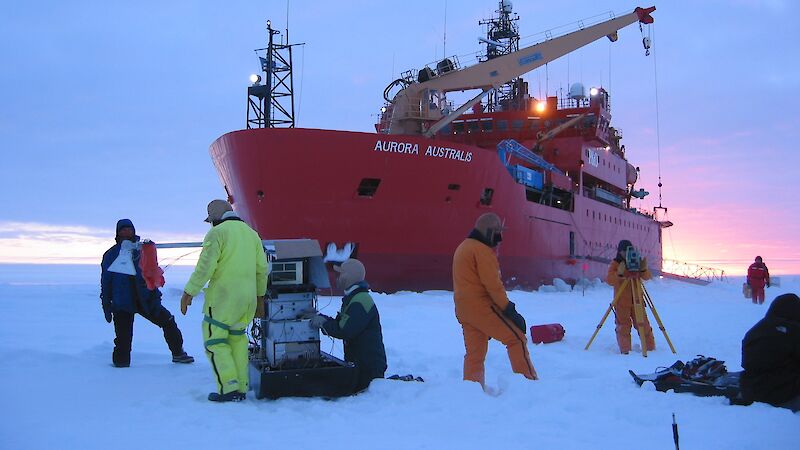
309, 259, 387, 392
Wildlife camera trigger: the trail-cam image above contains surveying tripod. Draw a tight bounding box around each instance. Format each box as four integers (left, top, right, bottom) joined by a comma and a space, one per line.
584, 272, 676, 357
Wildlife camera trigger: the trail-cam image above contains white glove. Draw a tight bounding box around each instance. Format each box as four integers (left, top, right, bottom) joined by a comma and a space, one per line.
309, 314, 328, 329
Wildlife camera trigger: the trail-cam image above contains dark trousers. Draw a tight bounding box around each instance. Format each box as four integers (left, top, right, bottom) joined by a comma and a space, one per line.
355, 367, 385, 392
781, 394, 800, 412
112, 305, 184, 366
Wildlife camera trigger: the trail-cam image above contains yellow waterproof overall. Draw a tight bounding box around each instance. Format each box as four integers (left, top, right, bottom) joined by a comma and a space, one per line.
185, 219, 268, 394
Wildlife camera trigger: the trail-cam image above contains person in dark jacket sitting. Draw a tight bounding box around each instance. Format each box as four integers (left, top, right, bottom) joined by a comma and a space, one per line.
740, 293, 800, 412
308, 258, 387, 392
100, 219, 194, 367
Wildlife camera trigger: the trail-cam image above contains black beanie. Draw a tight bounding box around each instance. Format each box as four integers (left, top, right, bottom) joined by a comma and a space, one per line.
116, 219, 135, 236
766, 293, 800, 322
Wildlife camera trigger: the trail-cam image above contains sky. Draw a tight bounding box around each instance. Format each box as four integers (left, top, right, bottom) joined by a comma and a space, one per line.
1, 0, 798, 275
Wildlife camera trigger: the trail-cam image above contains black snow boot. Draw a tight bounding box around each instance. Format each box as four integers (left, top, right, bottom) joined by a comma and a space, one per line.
172, 352, 195, 364
208, 391, 246, 402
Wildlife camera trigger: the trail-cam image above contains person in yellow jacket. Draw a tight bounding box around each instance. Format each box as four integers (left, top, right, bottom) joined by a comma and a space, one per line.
606, 239, 654, 354
453, 212, 538, 388
180, 200, 268, 402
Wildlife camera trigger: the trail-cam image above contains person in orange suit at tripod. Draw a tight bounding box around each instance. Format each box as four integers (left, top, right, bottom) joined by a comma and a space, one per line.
453, 213, 538, 388
606, 240, 654, 355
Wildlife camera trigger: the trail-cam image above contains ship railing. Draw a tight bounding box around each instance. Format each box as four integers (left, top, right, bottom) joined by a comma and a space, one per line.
517, 11, 618, 48
582, 186, 623, 207
451, 10, 622, 70
662, 259, 726, 284
557, 97, 591, 109
628, 207, 654, 219
400, 55, 462, 85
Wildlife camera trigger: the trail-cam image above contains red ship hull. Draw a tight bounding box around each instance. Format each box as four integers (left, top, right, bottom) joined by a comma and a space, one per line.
210, 128, 662, 292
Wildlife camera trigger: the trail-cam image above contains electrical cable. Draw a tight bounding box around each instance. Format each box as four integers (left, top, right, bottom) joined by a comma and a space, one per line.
159, 249, 201, 273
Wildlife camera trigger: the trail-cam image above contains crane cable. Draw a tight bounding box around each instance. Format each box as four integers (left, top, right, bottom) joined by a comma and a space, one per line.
642, 22, 679, 263
641, 21, 662, 210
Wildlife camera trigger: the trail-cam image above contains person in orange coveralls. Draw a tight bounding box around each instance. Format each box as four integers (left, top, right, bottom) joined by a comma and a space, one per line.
746, 256, 770, 305
606, 239, 654, 354
453, 212, 538, 387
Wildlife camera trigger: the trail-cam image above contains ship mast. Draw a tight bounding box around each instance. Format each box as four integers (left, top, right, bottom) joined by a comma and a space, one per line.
479, 0, 521, 112
247, 20, 302, 129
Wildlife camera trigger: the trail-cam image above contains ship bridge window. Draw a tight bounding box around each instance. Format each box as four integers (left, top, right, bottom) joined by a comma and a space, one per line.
468, 121, 480, 132
496, 120, 508, 131
512, 119, 524, 130
453, 122, 465, 133
480, 188, 494, 206
481, 119, 493, 132
448, 184, 461, 191
357, 178, 381, 197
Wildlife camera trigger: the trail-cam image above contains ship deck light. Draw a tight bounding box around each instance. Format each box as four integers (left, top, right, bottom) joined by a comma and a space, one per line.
250, 74, 262, 85
535, 101, 547, 113
590, 87, 599, 96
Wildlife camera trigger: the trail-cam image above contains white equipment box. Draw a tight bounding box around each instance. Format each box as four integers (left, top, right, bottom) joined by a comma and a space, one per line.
265, 319, 320, 367
266, 292, 314, 321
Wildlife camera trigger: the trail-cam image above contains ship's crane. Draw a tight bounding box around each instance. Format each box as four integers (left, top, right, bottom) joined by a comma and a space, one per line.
386, 6, 656, 137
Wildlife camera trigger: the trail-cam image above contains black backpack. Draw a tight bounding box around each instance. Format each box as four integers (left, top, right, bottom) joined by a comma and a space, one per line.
681, 355, 728, 383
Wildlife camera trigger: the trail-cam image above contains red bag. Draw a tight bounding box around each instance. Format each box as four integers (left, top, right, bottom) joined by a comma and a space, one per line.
139, 241, 165, 290
530, 323, 565, 344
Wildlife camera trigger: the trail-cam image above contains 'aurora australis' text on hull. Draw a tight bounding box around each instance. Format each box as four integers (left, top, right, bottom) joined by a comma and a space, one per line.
210, 128, 662, 292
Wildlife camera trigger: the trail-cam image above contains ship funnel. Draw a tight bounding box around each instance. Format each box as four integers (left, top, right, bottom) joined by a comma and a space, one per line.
568, 83, 586, 100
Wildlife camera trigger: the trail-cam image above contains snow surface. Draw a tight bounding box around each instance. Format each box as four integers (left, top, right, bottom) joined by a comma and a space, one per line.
0, 264, 797, 449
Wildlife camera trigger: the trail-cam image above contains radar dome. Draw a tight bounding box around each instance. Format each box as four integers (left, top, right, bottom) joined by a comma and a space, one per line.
568, 82, 586, 100
501, 0, 513, 13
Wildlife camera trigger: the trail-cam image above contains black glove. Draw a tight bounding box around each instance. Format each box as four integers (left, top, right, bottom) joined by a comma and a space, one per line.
102, 299, 113, 323
503, 301, 526, 333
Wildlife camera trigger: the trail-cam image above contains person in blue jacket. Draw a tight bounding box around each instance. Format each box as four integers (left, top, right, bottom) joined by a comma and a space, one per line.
100, 219, 194, 367
308, 258, 387, 392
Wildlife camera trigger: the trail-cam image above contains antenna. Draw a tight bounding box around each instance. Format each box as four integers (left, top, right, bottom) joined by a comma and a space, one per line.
443, 0, 447, 59
285, 0, 290, 44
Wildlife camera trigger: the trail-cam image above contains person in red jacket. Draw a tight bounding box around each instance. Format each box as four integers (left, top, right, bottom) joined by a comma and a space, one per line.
747, 256, 770, 305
